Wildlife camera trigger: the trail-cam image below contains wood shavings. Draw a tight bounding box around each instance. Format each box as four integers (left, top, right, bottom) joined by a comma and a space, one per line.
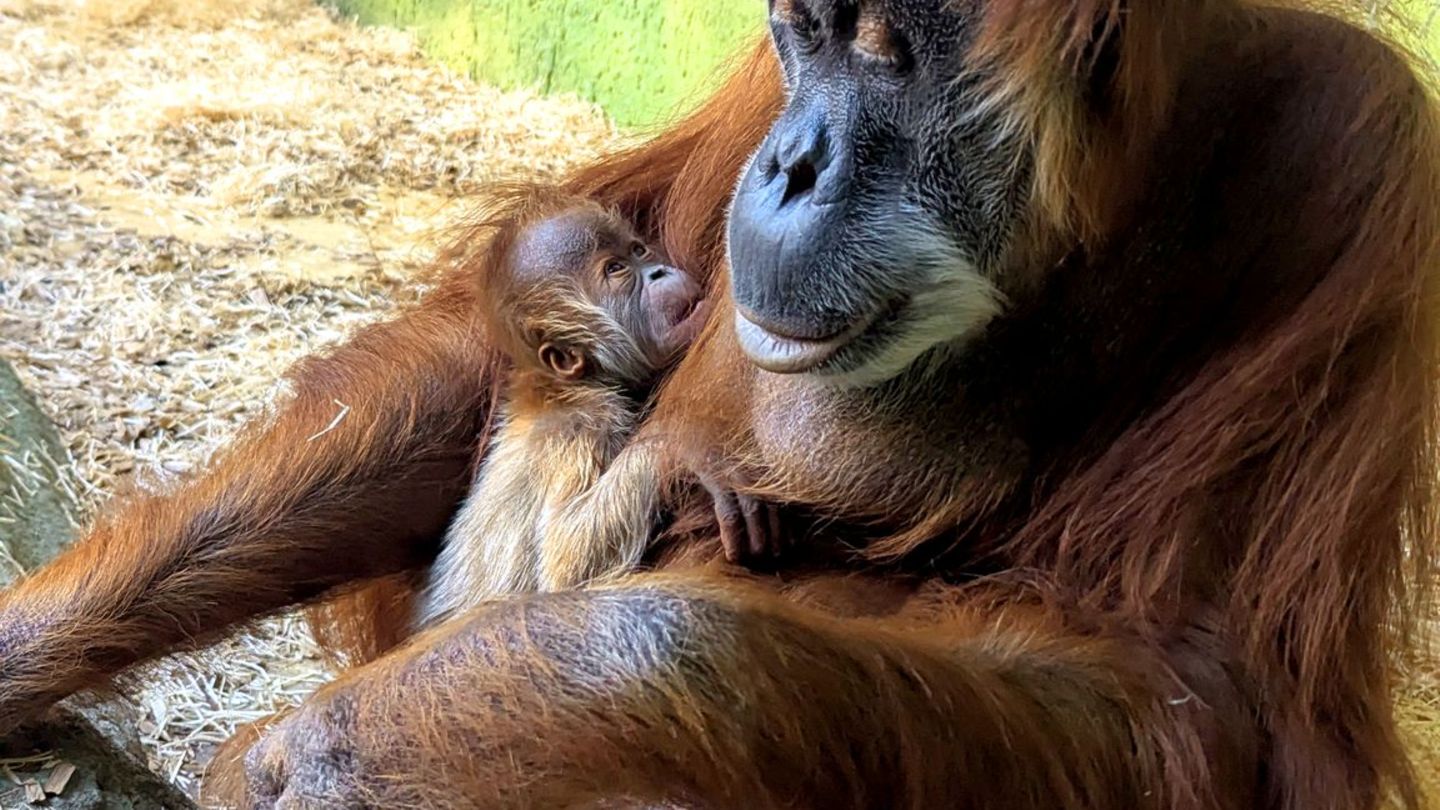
41, 762, 74, 796
306, 399, 351, 442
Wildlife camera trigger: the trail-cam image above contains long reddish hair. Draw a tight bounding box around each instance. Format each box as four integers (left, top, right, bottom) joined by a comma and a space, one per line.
313, 8, 1439, 807
972, 4, 1439, 807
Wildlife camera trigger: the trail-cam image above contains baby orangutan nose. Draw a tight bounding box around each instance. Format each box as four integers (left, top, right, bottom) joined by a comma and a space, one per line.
644, 262, 708, 358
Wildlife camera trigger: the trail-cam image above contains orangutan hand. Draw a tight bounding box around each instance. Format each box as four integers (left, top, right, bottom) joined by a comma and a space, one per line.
696, 470, 788, 566
243, 689, 365, 810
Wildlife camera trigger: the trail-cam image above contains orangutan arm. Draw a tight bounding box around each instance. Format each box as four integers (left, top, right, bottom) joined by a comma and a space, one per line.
0, 281, 492, 732
536, 441, 665, 591
224, 576, 1253, 810
537, 431, 786, 585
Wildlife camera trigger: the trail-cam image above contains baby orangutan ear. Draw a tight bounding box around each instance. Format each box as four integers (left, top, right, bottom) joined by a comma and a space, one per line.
539, 342, 588, 381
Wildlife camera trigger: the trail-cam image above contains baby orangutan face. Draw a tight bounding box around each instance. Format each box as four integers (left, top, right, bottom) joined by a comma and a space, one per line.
505, 205, 708, 385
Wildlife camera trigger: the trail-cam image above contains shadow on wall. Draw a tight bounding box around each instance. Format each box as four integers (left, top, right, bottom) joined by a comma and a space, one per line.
329, 0, 765, 128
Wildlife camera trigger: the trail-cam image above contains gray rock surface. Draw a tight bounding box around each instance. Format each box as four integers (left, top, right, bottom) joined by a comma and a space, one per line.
1, 698, 195, 809
0, 358, 77, 587
0, 359, 196, 808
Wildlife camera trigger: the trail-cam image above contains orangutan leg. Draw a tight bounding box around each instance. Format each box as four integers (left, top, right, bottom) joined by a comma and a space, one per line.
218, 575, 1256, 810
0, 281, 494, 733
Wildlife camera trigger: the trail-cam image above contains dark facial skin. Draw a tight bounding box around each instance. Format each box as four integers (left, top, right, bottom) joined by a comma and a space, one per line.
509, 208, 708, 382
727, 0, 1027, 386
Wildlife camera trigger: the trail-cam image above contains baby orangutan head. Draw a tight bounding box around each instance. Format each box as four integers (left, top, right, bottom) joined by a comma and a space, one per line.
478, 192, 708, 388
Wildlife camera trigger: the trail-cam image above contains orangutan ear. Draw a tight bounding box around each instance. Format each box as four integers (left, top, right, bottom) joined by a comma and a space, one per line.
539, 342, 588, 381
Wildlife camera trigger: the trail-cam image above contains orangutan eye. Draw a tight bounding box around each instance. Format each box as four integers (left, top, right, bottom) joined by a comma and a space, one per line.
604, 259, 628, 277
631, 242, 650, 260
788, 2, 821, 51
853, 9, 912, 74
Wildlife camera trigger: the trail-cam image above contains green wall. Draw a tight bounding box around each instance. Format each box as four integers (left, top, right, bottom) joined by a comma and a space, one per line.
1403, 1, 1440, 62
331, 0, 766, 128
331, 1, 1438, 128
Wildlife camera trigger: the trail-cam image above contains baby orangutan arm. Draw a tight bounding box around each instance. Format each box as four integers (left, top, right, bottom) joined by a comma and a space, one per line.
537, 440, 665, 590
419, 411, 611, 625
697, 467, 786, 564
538, 427, 787, 590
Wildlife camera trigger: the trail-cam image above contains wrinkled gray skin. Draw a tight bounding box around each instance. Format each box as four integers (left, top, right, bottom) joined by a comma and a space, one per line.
729, 0, 1029, 387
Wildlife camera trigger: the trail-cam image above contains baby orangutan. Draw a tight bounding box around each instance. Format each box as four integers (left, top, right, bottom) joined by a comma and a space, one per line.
418, 189, 710, 626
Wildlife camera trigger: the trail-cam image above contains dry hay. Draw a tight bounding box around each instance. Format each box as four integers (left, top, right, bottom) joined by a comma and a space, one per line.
0, 0, 1437, 805
1398, 626, 1440, 806
0, 0, 618, 796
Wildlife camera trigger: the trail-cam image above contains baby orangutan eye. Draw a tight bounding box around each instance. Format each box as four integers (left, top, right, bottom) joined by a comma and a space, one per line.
604, 259, 628, 277
631, 242, 650, 260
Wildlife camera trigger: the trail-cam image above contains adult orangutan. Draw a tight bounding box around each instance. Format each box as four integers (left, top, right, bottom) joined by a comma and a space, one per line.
2, 1, 1438, 808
